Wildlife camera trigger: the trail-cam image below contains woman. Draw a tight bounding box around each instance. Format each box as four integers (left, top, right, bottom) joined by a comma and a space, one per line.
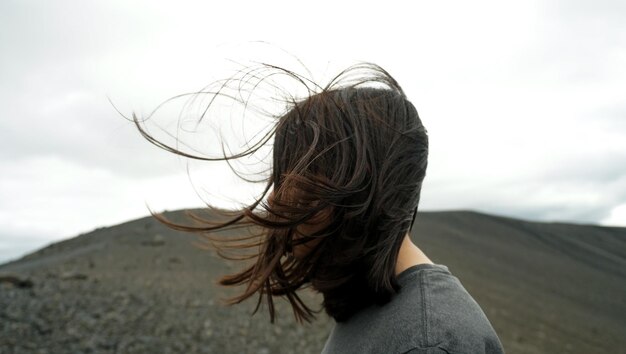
132, 62, 505, 353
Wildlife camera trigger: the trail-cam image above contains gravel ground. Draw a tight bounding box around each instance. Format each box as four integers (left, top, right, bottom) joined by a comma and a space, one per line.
0, 211, 333, 354
1, 209, 625, 353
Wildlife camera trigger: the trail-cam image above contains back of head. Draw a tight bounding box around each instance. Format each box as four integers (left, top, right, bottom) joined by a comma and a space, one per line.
132, 62, 429, 324
270, 80, 428, 321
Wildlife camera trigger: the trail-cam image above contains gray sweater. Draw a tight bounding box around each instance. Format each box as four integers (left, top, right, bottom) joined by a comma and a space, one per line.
321, 263, 505, 354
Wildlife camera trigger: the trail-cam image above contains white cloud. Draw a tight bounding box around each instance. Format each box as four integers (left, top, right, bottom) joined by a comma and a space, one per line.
1, 0, 625, 263
601, 203, 626, 227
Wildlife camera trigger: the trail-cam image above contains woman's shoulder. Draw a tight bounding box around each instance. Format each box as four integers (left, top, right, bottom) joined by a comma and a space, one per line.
412, 265, 505, 354
322, 263, 505, 354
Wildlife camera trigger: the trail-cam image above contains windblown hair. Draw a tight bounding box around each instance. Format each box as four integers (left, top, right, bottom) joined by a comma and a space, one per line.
130, 62, 429, 324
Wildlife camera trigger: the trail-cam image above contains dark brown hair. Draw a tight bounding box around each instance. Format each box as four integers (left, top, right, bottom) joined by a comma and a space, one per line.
130, 62, 429, 324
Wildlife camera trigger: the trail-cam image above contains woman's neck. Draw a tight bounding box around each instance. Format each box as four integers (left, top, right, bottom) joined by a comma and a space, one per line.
395, 233, 434, 276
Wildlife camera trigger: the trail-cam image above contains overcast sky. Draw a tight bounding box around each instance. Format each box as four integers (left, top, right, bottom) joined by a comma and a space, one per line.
1, 0, 625, 264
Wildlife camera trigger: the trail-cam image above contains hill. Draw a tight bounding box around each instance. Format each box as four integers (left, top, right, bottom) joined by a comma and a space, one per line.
1, 209, 625, 353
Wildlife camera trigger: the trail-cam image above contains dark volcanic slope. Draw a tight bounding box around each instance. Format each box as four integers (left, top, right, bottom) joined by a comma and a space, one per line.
1, 209, 625, 354
412, 211, 626, 354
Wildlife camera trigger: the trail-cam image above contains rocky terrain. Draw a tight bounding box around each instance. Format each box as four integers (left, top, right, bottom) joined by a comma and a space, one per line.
1, 209, 625, 353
